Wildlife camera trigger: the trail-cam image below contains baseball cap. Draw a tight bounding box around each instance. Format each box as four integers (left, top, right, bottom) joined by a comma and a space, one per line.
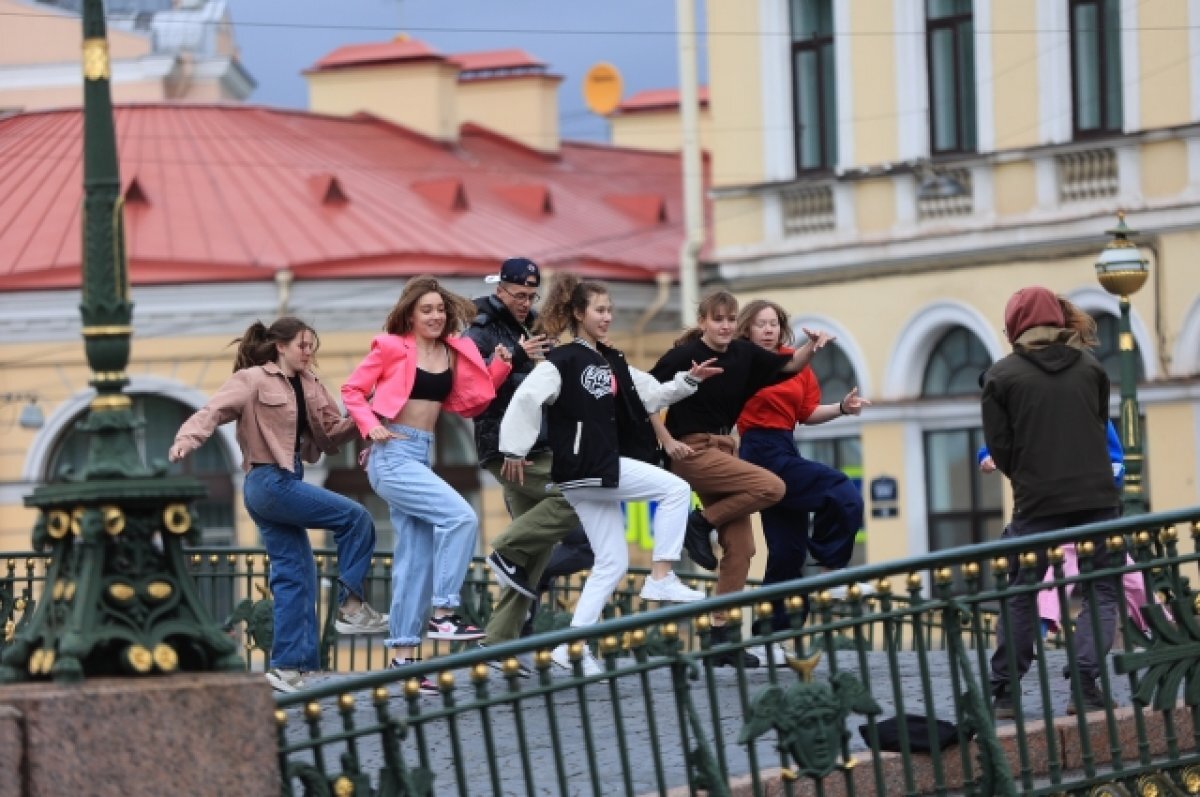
485, 257, 540, 287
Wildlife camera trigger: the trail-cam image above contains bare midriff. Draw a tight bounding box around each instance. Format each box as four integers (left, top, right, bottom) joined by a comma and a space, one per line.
389, 398, 442, 432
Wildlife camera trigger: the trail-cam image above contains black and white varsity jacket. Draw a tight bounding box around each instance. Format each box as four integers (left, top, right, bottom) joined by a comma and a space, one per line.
499, 338, 699, 489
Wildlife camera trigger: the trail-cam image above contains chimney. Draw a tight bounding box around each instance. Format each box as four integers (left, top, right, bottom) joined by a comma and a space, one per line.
450, 49, 562, 154
304, 35, 460, 142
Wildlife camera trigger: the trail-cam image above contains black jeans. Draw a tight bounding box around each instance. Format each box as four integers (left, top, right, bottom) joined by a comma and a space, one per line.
990, 506, 1121, 692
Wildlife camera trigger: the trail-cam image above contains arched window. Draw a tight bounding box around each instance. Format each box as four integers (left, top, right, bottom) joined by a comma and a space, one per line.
810, 343, 856, 404
922, 327, 992, 396
1092, 312, 1145, 387
798, 343, 866, 568
920, 326, 1003, 562
47, 395, 236, 545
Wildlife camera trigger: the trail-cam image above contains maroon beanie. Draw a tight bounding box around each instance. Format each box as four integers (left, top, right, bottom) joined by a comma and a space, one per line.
1004, 286, 1065, 342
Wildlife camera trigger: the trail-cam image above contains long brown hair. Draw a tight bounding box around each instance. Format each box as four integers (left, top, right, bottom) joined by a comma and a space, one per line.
230, 317, 316, 372
1058, 296, 1099, 349
735, 299, 795, 348
539, 273, 608, 340
383, 275, 476, 337
674, 289, 739, 346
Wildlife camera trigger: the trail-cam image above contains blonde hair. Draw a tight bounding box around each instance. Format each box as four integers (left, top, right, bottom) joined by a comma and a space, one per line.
1058, 296, 1099, 349
736, 299, 795, 347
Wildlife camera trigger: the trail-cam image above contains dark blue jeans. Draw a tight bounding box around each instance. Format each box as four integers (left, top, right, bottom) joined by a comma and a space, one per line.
243, 455, 376, 671
739, 428, 863, 630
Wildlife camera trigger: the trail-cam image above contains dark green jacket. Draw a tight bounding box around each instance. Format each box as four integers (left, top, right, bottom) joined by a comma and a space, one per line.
981, 327, 1120, 520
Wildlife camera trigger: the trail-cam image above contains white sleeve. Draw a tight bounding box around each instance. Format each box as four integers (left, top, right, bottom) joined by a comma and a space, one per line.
630, 366, 699, 414
499, 361, 562, 458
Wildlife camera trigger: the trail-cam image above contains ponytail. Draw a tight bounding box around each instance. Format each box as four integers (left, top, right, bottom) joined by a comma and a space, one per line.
230, 316, 317, 372
539, 273, 607, 340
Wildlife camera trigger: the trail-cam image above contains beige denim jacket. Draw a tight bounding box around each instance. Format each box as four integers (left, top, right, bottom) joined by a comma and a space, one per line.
174, 363, 357, 471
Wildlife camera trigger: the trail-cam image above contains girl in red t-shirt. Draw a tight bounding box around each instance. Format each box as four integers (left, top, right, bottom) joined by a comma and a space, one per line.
735, 300, 870, 635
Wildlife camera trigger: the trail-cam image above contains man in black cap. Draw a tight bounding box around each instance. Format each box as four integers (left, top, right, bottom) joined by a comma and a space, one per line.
465, 257, 584, 662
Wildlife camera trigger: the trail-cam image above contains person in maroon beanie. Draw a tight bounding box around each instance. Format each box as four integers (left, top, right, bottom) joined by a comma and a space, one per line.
983, 285, 1120, 718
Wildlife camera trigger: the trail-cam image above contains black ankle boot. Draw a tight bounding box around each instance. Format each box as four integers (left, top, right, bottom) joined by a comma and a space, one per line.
708, 624, 760, 668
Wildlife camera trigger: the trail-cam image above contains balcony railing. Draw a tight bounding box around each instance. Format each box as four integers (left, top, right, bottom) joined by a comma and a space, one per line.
1056, 146, 1118, 204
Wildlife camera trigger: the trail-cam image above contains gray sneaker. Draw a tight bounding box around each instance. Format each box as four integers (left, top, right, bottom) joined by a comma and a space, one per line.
336, 602, 389, 635
266, 668, 306, 693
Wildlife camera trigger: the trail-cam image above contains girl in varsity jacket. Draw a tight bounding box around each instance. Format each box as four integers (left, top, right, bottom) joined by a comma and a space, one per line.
498, 274, 720, 676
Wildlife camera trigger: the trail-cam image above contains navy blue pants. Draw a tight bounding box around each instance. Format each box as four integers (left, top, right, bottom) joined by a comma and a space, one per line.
739, 428, 863, 630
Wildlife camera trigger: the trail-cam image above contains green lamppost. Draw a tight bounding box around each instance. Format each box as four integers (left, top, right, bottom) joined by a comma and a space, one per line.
0, 0, 241, 683
1094, 211, 1150, 516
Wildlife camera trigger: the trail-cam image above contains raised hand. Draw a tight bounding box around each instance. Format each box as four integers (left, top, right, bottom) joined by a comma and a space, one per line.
840, 387, 871, 416
801, 326, 836, 351
688, 357, 723, 382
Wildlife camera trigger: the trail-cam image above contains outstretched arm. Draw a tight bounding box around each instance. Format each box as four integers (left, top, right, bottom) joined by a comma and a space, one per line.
170, 371, 251, 462
803, 387, 871, 425
781, 327, 836, 374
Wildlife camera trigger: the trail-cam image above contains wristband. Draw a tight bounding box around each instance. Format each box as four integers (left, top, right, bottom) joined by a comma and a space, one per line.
838, 399, 847, 416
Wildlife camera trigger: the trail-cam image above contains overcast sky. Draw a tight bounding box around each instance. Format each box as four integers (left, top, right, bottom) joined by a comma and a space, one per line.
232, 0, 708, 143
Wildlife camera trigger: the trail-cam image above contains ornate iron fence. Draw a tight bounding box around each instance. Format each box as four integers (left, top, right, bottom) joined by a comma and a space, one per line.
268, 506, 1200, 797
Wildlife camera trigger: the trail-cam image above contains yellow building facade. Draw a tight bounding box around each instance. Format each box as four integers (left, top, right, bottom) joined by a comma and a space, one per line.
704, 0, 1200, 564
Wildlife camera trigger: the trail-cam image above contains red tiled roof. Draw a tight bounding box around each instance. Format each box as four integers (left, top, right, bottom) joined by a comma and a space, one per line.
616, 86, 710, 114
449, 49, 546, 74
308, 38, 444, 72
0, 104, 700, 291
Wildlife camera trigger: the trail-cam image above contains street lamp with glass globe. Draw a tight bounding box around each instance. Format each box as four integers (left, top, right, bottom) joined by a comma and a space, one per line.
1094, 211, 1149, 516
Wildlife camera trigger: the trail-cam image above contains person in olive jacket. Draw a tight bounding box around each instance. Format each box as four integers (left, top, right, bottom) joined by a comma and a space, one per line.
982, 285, 1120, 719
463, 258, 585, 658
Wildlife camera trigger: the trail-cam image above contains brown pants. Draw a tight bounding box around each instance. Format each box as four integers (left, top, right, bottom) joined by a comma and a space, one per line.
670, 433, 786, 599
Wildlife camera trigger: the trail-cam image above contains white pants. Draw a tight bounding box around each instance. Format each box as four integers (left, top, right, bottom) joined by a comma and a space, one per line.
562, 457, 691, 627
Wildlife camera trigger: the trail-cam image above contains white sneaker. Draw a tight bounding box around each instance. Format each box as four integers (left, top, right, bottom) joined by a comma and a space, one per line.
335, 602, 389, 634
549, 643, 603, 677
640, 571, 706, 602
746, 643, 791, 666
266, 668, 306, 693
827, 581, 876, 600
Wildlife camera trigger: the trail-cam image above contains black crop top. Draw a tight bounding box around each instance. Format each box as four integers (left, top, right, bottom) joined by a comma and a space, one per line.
410, 367, 452, 402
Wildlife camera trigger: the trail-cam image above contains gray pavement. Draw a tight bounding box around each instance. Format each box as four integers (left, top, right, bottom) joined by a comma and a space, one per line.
280, 648, 1129, 796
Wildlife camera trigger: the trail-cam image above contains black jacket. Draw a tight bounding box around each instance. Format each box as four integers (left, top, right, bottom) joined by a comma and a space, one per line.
981, 329, 1120, 520
499, 339, 698, 489
463, 295, 547, 464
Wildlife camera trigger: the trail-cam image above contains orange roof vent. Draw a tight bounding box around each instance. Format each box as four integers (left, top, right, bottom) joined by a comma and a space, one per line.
605, 193, 667, 224
411, 177, 469, 211
308, 173, 349, 205
494, 183, 552, 216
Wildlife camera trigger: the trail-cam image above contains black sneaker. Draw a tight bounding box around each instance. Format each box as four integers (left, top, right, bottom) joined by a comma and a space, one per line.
427, 613, 486, 641
708, 625, 760, 669
1067, 677, 1109, 716
389, 657, 439, 696
476, 642, 533, 679
488, 550, 537, 600
683, 509, 717, 571
992, 686, 1015, 719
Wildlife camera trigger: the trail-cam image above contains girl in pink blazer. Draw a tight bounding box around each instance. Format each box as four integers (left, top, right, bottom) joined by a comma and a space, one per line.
343, 276, 511, 688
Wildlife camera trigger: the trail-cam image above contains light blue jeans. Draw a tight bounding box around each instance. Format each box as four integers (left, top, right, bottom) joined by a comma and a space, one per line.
367, 424, 480, 647
243, 455, 377, 671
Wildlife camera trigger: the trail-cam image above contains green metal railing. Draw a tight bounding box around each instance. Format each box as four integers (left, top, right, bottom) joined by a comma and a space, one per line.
1, 549, 1007, 675
266, 506, 1200, 797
